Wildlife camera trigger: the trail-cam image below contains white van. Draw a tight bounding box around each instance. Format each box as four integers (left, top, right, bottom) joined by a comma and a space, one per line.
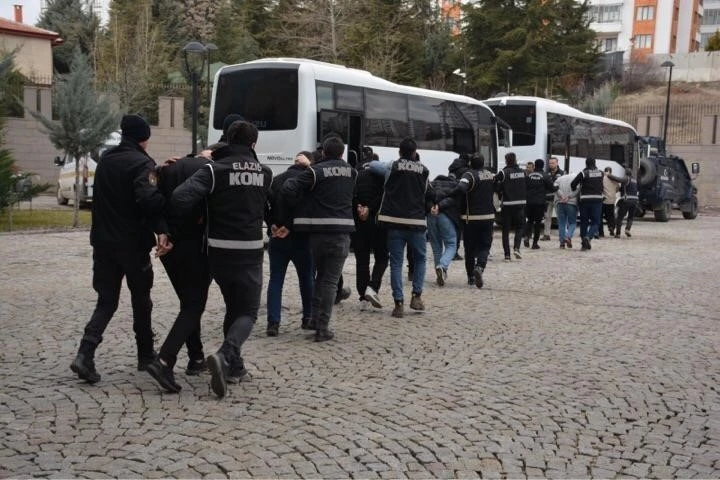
54, 131, 121, 205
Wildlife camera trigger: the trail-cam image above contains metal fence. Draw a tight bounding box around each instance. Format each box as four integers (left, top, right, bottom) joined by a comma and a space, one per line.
595, 103, 720, 145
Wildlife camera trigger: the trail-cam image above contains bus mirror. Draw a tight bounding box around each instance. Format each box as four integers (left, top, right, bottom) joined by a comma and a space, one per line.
498, 127, 512, 148
692, 162, 700, 174
53, 155, 64, 166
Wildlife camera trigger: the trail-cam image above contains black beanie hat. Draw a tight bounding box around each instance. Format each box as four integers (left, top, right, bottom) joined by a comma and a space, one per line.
121, 114, 151, 142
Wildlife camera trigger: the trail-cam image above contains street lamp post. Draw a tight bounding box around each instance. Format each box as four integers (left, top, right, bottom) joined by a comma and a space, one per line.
506, 66, 513, 95
204, 42, 217, 108
661, 60, 674, 146
183, 41, 206, 155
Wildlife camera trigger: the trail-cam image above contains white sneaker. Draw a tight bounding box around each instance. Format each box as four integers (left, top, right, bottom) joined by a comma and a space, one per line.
359, 299, 369, 311
364, 286, 382, 308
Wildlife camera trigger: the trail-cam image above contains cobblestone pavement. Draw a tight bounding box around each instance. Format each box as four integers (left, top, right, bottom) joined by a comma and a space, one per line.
1, 216, 719, 479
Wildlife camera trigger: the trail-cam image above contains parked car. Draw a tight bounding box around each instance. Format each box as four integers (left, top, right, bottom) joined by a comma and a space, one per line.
636, 136, 699, 221
54, 131, 121, 206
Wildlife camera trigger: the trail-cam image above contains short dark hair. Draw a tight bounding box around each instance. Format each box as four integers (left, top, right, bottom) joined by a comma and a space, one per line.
227, 120, 258, 146
604, 166, 612, 173
399, 137, 417, 159
505, 152, 517, 167
322, 135, 345, 159
534, 158, 544, 171
470, 153, 485, 169
586, 157, 596, 168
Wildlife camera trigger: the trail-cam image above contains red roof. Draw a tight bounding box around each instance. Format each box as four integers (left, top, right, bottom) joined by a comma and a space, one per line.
0, 17, 62, 44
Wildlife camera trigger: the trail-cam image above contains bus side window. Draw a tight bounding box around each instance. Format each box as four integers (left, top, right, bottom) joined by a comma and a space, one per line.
610, 144, 625, 164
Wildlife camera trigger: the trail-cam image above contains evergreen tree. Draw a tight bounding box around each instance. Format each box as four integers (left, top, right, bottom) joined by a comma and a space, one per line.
707, 30, 720, 51
36, 0, 101, 74
212, 1, 260, 64
96, 0, 174, 120
463, 0, 599, 98
31, 50, 120, 227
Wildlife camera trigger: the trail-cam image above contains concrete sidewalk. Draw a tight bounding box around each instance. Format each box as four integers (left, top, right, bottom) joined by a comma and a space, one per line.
1, 216, 719, 478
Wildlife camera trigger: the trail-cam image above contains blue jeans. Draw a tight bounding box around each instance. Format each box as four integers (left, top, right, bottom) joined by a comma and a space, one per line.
579, 201, 602, 240
266, 234, 313, 325
427, 213, 457, 270
387, 228, 427, 302
555, 203, 577, 244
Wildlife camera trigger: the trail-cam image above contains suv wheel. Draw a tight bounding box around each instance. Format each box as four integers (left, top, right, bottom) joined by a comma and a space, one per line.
654, 200, 671, 222
56, 184, 68, 205
682, 196, 698, 219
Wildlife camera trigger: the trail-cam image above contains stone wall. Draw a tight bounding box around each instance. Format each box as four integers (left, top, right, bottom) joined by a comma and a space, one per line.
3, 88, 191, 189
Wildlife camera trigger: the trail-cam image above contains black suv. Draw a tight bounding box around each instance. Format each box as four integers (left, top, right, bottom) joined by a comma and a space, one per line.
636, 136, 698, 222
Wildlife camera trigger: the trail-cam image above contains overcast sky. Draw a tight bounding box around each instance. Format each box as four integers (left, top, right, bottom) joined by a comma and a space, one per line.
0, 0, 109, 26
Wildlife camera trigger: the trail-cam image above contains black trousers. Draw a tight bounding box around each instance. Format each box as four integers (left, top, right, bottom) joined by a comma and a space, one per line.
352, 220, 388, 300
523, 203, 545, 244
616, 200, 636, 233
158, 236, 211, 368
463, 220, 493, 275
210, 255, 262, 372
80, 246, 154, 357
600, 203, 616, 236
501, 205, 525, 256
311, 233, 350, 330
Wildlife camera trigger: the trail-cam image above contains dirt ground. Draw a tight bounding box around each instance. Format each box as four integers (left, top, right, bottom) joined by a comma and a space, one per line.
616, 82, 720, 105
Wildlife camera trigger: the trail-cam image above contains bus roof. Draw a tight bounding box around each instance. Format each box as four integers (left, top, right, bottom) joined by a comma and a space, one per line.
220, 57, 490, 108
483, 95, 635, 132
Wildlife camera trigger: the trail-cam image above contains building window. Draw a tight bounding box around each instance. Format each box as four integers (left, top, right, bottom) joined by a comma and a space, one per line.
703, 8, 720, 25
635, 34, 653, 49
603, 37, 618, 52
588, 4, 622, 23
636, 6, 655, 20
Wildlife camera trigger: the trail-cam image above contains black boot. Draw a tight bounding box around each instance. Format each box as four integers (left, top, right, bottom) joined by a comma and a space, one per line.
146, 358, 181, 393
70, 351, 101, 384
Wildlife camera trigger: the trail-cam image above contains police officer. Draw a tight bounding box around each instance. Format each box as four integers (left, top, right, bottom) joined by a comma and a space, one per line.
571, 157, 604, 250
144, 144, 224, 393
278, 135, 356, 342
171, 120, 272, 398
615, 168, 639, 238
494, 152, 527, 261
443, 153, 496, 288
369, 138, 435, 318
70, 114, 171, 384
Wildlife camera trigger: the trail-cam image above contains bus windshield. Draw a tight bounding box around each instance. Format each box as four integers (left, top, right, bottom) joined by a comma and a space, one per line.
487, 102, 536, 147
213, 67, 299, 131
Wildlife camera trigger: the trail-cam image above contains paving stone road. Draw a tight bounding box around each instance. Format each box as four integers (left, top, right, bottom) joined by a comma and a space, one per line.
1, 214, 719, 479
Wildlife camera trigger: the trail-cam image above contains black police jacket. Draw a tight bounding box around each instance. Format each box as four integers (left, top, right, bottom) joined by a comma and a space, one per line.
377, 158, 434, 231
171, 144, 272, 263
571, 168, 604, 202
280, 157, 356, 234
90, 138, 167, 251
526, 172, 555, 205
495, 166, 527, 207
448, 169, 496, 222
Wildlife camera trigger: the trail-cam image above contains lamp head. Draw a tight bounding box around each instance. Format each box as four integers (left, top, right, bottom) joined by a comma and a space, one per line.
183, 41, 206, 79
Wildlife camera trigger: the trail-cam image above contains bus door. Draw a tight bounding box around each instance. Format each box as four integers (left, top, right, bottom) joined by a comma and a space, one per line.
319, 109, 363, 168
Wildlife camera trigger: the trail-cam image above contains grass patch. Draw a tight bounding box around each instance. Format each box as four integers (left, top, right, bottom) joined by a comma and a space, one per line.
0, 208, 91, 232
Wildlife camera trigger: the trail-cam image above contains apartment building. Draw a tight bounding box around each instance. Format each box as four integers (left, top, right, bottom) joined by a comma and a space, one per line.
585, 0, 701, 60
441, 0, 702, 62
700, 0, 720, 48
